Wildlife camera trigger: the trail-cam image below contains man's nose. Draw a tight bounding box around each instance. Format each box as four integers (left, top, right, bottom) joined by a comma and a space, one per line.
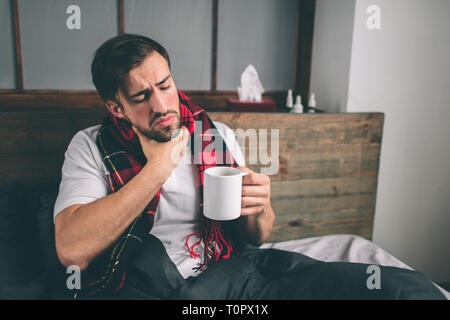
151, 91, 168, 114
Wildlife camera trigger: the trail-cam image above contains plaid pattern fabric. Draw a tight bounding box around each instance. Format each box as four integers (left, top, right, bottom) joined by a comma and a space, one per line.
77, 91, 239, 297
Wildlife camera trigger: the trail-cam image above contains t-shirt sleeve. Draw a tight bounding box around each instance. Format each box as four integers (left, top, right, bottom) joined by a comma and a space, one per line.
213, 121, 246, 167
53, 130, 110, 221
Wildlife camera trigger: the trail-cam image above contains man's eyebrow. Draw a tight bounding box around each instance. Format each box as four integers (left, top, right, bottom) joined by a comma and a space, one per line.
128, 88, 150, 99
156, 74, 171, 86
128, 74, 171, 98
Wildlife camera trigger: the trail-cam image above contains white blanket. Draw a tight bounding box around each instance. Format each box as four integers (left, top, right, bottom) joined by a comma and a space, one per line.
261, 234, 449, 299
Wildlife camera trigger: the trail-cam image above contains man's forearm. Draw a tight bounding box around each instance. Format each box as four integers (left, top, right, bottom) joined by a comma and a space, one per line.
238, 204, 275, 246
55, 164, 166, 270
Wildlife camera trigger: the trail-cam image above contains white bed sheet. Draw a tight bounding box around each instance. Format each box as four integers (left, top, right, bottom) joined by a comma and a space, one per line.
261, 234, 449, 299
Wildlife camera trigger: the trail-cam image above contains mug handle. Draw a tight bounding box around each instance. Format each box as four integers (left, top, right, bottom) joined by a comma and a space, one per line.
239, 171, 249, 177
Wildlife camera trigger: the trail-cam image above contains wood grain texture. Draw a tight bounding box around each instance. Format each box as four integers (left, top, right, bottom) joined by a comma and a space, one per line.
0, 111, 384, 242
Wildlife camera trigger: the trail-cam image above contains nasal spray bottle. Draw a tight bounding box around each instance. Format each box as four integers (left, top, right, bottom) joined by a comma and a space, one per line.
308, 93, 316, 113
286, 89, 294, 111
292, 95, 303, 113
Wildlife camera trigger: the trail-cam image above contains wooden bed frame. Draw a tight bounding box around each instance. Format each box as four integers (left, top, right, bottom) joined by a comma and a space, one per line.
0, 110, 384, 243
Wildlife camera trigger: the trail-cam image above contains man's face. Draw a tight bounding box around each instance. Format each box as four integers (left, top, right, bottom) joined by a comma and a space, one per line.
108, 51, 181, 142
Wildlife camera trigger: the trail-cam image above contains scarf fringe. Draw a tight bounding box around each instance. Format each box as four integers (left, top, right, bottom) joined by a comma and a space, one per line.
186, 220, 237, 271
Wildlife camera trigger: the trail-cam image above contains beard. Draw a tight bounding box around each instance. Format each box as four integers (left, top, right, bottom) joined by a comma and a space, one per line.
133, 111, 181, 143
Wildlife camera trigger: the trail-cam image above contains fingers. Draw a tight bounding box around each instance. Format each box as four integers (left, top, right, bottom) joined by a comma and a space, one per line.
180, 126, 190, 141
241, 193, 269, 217
241, 205, 265, 216
242, 196, 266, 207
132, 125, 148, 147
170, 126, 190, 165
242, 184, 269, 197
239, 169, 271, 186
238, 166, 256, 185
173, 126, 189, 148
131, 125, 141, 137
171, 126, 188, 140
239, 167, 270, 217
237, 166, 253, 174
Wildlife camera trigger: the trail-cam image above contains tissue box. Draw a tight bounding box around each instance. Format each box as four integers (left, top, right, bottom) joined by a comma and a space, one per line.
226, 99, 276, 112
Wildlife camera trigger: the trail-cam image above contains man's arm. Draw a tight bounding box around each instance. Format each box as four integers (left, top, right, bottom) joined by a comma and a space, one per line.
55, 164, 166, 270
55, 126, 189, 270
235, 166, 275, 246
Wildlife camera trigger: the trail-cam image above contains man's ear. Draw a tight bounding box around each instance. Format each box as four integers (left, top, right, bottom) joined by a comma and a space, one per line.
105, 100, 126, 119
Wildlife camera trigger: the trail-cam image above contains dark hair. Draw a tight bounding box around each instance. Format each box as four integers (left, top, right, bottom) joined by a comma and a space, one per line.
91, 33, 171, 102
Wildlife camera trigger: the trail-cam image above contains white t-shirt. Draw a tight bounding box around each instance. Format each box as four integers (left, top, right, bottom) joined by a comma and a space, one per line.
54, 121, 245, 279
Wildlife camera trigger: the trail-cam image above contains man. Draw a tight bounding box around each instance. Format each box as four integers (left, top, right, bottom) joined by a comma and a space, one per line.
54, 34, 445, 300
54, 33, 274, 298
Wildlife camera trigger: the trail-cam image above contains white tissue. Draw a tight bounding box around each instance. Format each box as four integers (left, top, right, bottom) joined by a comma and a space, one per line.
237, 64, 265, 102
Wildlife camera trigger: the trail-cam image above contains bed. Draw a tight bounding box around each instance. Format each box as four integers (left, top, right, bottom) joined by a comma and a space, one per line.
0, 109, 448, 299
262, 235, 449, 299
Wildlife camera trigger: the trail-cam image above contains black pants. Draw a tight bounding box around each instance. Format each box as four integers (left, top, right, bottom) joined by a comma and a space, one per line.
109, 235, 445, 300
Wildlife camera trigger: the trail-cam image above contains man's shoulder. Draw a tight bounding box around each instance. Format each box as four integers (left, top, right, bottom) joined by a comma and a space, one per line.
65, 124, 110, 175
66, 124, 104, 164
71, 124, 102, 145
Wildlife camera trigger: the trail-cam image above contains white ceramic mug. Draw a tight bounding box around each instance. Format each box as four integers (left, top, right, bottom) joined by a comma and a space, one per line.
203, 167, 248, 221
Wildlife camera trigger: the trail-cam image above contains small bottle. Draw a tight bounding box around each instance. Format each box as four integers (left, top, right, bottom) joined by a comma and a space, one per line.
286, 89, 293, 110
308, 93, 316, 113
293, 95, 303, 113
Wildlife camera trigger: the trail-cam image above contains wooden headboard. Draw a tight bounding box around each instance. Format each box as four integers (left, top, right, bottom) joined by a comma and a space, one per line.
0, 110, 384, 242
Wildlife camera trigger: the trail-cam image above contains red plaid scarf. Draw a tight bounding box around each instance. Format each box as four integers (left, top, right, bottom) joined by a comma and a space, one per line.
77, 91, 238, 297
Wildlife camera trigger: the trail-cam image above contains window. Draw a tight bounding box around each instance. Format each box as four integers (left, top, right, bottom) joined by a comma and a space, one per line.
0, 0, 315, 111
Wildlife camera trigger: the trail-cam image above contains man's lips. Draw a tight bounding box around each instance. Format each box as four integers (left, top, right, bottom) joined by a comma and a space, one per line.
153, 114, 176, 128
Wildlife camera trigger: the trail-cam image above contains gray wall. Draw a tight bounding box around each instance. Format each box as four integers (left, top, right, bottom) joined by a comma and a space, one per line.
348, 0, 450, 284
18, 0, 118, 90
0, 0, 16, 89
124, 0, 212, 90
309, 0, 356, 113
217, 0, 298, 90
311, 0, 450, 283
